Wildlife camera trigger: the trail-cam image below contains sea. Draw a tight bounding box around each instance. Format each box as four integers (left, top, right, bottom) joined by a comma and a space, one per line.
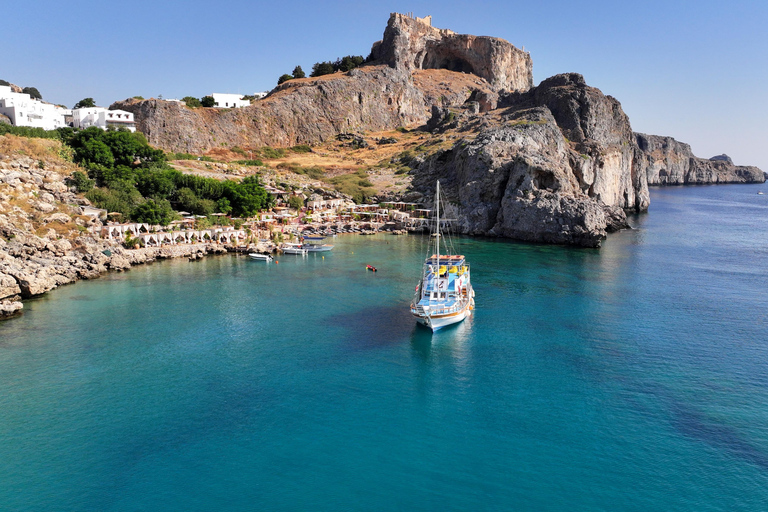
1, 182, 768, 511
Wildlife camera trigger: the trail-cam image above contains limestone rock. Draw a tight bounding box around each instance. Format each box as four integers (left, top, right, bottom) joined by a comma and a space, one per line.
635, 134, 765, 185
413, 107, 626, 247
0, 273, 20, 300
370, 13, 532, 92
501, 73, 649, 212
0, 299, 22, 318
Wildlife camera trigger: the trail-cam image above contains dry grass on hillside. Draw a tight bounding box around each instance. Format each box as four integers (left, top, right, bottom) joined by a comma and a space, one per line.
169, 125, 467, 198
0, 135, 62, 161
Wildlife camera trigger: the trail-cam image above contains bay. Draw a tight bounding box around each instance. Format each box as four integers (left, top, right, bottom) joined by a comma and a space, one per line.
1, 182, 767, 511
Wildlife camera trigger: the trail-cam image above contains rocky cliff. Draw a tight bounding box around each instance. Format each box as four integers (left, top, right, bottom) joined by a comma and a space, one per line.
407, 73, 646, 247
370, 13, 532, 92
635, 133, 764, 185
112, 13, 532, 154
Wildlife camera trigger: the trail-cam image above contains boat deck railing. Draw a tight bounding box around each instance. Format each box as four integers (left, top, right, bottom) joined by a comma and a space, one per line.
411, 296, 470, 317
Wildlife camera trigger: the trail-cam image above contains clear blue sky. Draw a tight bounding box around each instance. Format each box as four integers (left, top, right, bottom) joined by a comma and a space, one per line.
5, 0, 766, 171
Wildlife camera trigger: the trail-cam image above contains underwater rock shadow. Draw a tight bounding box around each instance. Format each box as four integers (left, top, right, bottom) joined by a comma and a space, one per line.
323, 303, 416, 351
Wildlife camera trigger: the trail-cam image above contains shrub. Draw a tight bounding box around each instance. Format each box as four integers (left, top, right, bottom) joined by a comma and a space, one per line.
73, 98, 96, 109
329, 171, 375, 203
182, 96, 201, 108
289, 144, 312, 153
292, 66, 305, 79
133, 96, 144, 100
336, 55, 364, 72
232, 159, 264, 166
67, 171, 94, 192
277, 74, 294, 85
261, 147, 285, 159
22, 87, 42, 100
287, 195, 304, 209
310, 61, 335, 77
200, 96, 215, 107
0, 124, 61, 140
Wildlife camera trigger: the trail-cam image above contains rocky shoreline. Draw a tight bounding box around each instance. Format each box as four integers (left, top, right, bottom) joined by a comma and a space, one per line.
0, 233, 233, 319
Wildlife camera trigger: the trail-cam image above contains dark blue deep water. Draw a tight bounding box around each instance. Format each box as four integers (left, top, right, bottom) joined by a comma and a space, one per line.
2, 183, 768, 511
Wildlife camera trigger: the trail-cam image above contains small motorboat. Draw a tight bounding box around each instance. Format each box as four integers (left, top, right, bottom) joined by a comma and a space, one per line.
758, 191, 765, 195
248, 253, 273, 262
366, 265, 377, 272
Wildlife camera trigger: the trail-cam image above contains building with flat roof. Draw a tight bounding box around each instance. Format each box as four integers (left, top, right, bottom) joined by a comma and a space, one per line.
0, 85, 69, 130
211, 93, 249, 108
72, 107, 136, 132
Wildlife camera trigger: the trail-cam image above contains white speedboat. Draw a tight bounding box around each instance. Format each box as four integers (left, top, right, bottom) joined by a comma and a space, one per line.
248, 253, 273, 262
410, 180, 474, 331
301, 236, 334, 252
280, 243, 308, 255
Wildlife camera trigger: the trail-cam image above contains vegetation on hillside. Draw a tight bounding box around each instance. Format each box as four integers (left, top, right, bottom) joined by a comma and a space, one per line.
310, 55, 365, 77
1, 125, 274, 225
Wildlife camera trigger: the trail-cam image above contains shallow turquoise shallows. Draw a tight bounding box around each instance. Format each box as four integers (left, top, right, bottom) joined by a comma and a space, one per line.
2, 183, 768, 511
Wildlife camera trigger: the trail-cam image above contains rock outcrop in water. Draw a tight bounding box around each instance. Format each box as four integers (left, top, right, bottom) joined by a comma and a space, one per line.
409, 73, 645, 247
635, 134, 764, 185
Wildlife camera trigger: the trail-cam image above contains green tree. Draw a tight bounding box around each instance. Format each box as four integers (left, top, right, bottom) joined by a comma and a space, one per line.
135, 167, 177, 199
224, 176, 271, 217
182, 96, 201, 108
76, 139, 114, 169
292, 66, 305, 79
216, 197, 232, 215
337, 55, 364, 72
200, 96, 215, 107
310, 61, 335, 77
67, 171, 94, 193
74, 97, 96, 109
22, 87, 42, 99
277, 74, 293, 85
132, 199, 175, 225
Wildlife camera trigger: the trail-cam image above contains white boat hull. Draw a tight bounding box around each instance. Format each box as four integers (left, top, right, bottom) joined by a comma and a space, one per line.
304, 244, 334, 252
248, 253, 273, 261
412, 299, 474, 332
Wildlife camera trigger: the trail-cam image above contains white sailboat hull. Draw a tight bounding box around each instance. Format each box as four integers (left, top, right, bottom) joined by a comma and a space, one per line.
412, 298, 474, 332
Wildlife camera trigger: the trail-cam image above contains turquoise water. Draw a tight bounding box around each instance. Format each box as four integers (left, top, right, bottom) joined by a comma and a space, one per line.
2, 183, 768, 511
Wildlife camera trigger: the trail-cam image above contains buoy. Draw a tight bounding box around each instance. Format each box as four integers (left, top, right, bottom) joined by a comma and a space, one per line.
275, 260, 279, 264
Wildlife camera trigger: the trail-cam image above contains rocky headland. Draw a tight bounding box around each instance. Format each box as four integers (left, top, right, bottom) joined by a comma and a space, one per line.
108, 13, 763, 248
636, 134, 764, 185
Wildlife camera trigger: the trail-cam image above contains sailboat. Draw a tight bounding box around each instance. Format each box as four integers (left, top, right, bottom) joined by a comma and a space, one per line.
410, 180, 475, 331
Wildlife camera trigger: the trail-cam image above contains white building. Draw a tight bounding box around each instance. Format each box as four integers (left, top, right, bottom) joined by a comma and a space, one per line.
0, 85, 69, 130
72, 107, 136, 132
252, 92, 268, 100
211, 93, 250, 108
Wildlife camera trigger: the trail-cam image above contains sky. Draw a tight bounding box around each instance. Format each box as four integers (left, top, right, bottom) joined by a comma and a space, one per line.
4, 0, 767, 171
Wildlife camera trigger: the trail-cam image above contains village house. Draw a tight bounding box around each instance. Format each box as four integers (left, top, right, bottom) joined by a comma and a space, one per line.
0, 85, 69, 130
72, 107, 136, 132
211, 93, 250, 108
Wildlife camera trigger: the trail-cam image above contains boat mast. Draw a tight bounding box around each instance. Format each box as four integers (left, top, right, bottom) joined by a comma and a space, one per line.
436, 180, 440, 288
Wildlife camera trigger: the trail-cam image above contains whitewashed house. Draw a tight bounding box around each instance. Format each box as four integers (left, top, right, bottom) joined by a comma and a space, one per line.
0, 85, 69, 130
72, 107, 136, 132
211, 93, 249, 108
